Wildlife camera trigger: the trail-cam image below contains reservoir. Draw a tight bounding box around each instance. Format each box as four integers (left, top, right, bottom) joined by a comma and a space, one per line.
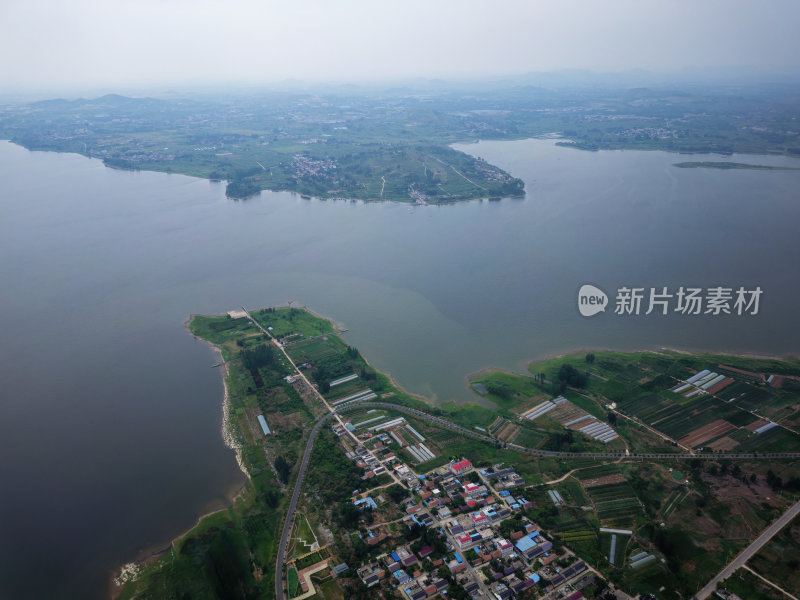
0, 138, 798, 598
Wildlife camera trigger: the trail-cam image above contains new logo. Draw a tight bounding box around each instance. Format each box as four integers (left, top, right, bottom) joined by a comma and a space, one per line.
578, 284, 608, 317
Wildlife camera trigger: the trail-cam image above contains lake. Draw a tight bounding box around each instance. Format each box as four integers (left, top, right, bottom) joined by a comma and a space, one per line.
0, 138, 798, 598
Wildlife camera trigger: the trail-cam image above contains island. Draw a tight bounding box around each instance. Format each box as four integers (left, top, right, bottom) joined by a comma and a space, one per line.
115, 307, 800, 600
673, 162, 800, 170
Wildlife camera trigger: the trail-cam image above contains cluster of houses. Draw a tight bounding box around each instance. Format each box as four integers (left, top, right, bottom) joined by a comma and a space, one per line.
290, 154, 337, 182
356, 544, 477, 599
326, 404, 605, 599
482, 464, 526, 492
334, 419, 430, 486
341, 442, 388, 479
345, 457, 595, 599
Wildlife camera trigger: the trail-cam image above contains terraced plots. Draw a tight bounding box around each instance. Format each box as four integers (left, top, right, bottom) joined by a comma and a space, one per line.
661, 488, 689, 521
522, 396, 619, 443
488, 417, 521, 442
286, 335, 344, 368
605, 362, 800, 453
549, 516, 596, 545
577, 465, 643, 526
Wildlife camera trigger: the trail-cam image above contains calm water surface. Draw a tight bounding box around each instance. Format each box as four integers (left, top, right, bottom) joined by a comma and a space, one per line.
0, 138, 798, 598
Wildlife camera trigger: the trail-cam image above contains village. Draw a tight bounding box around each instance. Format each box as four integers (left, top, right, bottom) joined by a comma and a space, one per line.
314, 418, 600, 600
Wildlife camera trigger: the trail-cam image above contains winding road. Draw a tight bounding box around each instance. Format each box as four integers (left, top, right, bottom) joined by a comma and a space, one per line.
274, 412, 336, 600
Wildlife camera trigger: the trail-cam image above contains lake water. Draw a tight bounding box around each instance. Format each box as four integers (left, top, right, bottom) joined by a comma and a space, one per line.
0, 138, 798, 598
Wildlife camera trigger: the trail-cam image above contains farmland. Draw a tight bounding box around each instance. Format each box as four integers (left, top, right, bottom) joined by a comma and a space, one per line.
511, 350, 800, 455
572, 465, 643, 527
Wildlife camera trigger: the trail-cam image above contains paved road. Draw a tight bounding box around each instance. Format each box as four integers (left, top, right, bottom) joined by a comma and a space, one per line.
274, 413, 336, 600
694, 498, 800, 599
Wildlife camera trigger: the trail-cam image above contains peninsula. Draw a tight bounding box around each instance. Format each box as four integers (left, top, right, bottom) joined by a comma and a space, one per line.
116, 307, 800, 600
4, 80, 800, 204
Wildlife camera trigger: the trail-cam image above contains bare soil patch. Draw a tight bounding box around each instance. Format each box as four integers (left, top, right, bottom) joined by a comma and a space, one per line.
582, 473, 626, 488
678, 419, 735, 448
707, 436, 740, 451
745, 418, 770, 432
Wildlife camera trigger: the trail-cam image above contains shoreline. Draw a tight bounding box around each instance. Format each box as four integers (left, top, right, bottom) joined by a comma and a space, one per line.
110, 317, 251, 598
0, 140, 519, 206
464, 344, 800, 396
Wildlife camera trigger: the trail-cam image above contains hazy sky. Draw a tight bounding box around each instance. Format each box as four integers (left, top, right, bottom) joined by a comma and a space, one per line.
2, 0, 799, 91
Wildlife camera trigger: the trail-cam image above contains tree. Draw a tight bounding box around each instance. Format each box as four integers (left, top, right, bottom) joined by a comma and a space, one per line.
386, 484, 407, 504
486, 380, 513, 399
585, 353, 596, 364
240, 344, 275, 372
767, 470, 784, 490
607, 412, 617, 426
338, 502, 360, 528
556, 363, 589, 388
274, 455, 291, 484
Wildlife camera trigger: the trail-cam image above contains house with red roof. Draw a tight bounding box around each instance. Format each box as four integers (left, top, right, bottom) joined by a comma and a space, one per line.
451, 459, 472, 474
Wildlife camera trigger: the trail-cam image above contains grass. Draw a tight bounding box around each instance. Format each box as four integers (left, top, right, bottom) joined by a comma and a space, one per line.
287, 567, 300, 597
294, 514, 316, 553
563, 478, 590, 506
251, 307, 336, 339
576, 464, 621, 480
320, 578, 344, 600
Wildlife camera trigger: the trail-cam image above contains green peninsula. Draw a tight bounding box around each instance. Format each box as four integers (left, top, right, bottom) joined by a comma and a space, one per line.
116, 308, 800, 600
5, 80, 800, 204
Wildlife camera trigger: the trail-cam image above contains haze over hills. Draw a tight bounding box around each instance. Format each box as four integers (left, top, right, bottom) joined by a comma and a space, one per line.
3, 75, 799, 203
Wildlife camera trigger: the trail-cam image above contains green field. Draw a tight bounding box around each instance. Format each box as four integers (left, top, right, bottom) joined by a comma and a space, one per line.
287, 567, 300, 597
516, 350, 800, 454
576, 464, 622, 480
562, 478, 590, 506
294, 514, 316, 553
